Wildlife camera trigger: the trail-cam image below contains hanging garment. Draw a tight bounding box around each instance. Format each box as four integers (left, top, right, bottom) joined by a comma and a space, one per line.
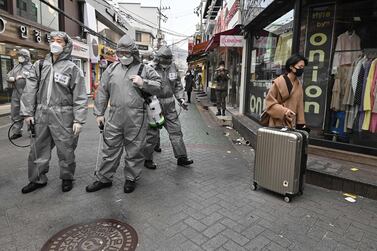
352, 57, 367, 94
343, 60, 359, 129
331, 111, 346, 137
331, 65, 351, 111
354, 62, 367, 106
369, 61, 377, 132
360, 60, 372, 111
332, 31, 362, 74
362, 58, 377, 130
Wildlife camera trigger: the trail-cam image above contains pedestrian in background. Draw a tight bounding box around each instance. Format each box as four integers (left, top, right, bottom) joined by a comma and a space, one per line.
20, 31, 88, 194
7, 49, 33, 140
263, 54, 309, 130
184, 69, 194, 103
214, 61, 229, 116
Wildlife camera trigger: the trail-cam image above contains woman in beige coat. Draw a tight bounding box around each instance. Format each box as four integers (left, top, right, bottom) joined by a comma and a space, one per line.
265, 54, 308, 130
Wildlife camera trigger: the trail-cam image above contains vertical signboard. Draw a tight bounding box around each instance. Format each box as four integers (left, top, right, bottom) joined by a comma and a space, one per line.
303, 4, 335, 128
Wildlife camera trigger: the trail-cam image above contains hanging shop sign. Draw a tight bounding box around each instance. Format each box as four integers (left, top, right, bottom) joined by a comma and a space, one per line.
303, 4, 335, 128
99, 45, 117, 62
84, 3, 100, 63
72, 40, 89, 59
88, 35, 99, 63
225, 0, 240, 28
0, 16, 6, 33
188, 39, 194, 54
220, 35, 243, 47
0, 15, 50, 47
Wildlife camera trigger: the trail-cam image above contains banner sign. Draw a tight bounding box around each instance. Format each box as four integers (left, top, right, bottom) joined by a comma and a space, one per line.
303, 4, 335, 128
220, 35, 243, 47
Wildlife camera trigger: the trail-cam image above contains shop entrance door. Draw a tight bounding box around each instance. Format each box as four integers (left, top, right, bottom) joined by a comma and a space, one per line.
0, 56, 13, 104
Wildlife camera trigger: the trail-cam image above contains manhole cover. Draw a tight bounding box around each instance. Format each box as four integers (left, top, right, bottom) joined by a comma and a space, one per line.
41, 219, 138, 251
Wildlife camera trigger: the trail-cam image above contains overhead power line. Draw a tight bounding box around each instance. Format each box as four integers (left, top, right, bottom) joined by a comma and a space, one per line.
92, 0, 189, 37
39, 0, 117, 47
167, 36, 192, 47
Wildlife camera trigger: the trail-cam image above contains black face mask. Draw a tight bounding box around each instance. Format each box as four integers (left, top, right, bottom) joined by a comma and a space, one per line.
294, 67, 304, 77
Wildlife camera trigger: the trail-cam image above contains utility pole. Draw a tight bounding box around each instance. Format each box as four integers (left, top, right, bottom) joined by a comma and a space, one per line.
157, 0, 170, 49
194, 1, 204, 43
199, 1, 203, 41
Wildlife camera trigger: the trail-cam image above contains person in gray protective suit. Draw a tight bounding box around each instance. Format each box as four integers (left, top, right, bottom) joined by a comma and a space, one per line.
143, 46, 193, 170
20, 31, 88, 194
86, 35, 162, 194
7, 49, 33, 140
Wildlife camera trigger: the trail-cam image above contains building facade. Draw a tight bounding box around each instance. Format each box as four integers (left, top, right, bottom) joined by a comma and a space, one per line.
84, 0, 134, 94
237, 0, 377, 156
0, 0, 59, 104
188, 0, 243, 109
118, 2, 158, 61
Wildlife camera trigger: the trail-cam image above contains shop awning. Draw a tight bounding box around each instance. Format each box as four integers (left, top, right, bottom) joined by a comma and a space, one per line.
244, 0, 295, 31
187, 52, 208, 63
205, 25, 241, 52
191, 41, 209, 55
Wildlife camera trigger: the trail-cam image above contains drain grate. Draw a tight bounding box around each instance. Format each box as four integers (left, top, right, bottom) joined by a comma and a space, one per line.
41, 219, 138, 251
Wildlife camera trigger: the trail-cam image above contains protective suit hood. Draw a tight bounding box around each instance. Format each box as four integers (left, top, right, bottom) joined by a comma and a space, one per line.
18, 49, 31, 63
156, 46, 173, 59
48, 31, 73, 62
117, 35, 140, 63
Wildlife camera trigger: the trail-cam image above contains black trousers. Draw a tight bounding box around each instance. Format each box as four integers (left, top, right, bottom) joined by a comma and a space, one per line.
187, 91, 192, 103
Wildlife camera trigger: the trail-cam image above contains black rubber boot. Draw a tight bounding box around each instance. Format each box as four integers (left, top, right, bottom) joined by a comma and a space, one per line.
177, 157, 194, 166
21, 182, 47, 194
154, 145, 162, 152
222, 109, 226, 116
62, 180, 73, 192
144, 160, 157, 170
86, 181, 112, 193
216, 110, 221, 116
124, 180, 136, 193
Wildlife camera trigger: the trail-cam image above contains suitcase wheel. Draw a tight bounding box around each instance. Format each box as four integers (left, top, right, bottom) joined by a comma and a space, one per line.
284, 196, 292, 203
250, 182, 258, 191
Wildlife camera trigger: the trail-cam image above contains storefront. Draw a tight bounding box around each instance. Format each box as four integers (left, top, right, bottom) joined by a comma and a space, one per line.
242, 0, 377, 155
202, 0, 243, 107
0, 14, 50, 104
72, 39, 91, 95
205, 26, 242, 107
187, 41, 209, 93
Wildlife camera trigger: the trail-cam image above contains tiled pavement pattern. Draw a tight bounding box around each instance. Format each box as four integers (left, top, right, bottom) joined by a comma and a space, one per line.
1, 100, 377, 250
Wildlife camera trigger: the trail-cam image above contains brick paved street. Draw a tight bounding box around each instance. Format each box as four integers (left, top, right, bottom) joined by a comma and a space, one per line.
1, 100, 377, 250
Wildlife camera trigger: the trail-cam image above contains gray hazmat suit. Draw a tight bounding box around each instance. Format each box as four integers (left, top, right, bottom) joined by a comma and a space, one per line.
143, 46, 188, 161
7, 49, 33, 135
94, 35, 162, 182
20, 31, 88, 184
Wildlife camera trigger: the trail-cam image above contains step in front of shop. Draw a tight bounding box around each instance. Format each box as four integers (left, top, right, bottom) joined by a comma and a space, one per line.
232, 114, 377, 201
207, 107, 232, 126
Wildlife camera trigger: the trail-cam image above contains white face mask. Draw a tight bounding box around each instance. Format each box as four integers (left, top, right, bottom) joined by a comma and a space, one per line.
119, 56, 133, 65
18, 56, 25, 63
50, 42, 64, 55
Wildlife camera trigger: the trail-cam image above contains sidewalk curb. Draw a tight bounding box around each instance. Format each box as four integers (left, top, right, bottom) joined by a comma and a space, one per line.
0, 113, 10, 118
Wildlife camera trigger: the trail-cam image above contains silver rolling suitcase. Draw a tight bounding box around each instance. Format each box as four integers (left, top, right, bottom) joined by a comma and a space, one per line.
251, 127, 308, 202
